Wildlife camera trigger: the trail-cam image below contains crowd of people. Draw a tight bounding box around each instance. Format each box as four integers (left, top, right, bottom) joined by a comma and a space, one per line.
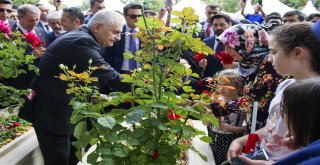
1, 0, 320, 164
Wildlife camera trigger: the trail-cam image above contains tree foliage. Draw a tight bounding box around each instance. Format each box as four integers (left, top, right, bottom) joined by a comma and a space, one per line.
12, 0, 39, 5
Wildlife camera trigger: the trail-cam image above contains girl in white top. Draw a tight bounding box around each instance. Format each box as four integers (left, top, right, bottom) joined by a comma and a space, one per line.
227, 22, 320, 164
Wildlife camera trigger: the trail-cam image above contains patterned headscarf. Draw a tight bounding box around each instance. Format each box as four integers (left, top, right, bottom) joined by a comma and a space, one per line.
218, 24, 269, 77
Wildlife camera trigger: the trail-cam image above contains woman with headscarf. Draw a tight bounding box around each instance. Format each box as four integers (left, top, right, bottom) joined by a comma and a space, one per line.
218, 24, 284, 133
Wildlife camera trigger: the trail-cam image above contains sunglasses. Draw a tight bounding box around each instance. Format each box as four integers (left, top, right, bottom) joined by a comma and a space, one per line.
126, 14, 142, 19
207, 12, 218, 15
0, 8, 13, 13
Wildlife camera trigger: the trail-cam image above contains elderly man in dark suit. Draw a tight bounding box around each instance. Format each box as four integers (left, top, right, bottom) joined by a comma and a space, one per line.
46, 10, 62, 46
7, 4, 47, 89
18, 9, 129, 165
103, 3, 142, 73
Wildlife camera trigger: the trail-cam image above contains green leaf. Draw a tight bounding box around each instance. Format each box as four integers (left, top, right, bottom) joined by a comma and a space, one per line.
132, 128, 145, 138
113, 148, 127, 157
73, 121, 87, 139
182, 7, 195, 17
72, 102, 87, 110
171, 11, 184, 18
98, 147, 113, 155
97, 116, 116, 129
123, 51, 134, 59
199, 135, 212, 143
182, 86, 193, 93
128, 137, 140, 145
149, 101, 168, 109
98, 158, 114, 165
87, 152, 99, 164
170, 18, 183, 23
202, 114, 219, 128
106, 133, 118, 143
126, 110, 144, 124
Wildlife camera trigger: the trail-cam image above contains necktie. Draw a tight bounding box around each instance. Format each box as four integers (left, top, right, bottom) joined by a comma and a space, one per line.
44, 24, 50, 33
128, 29, 137, 70
206, 24, 212, 37
215, 41, 224, 54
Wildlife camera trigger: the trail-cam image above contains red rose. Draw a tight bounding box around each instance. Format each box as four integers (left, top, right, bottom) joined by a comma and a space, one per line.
215, 51, 235, 65
152, 149, 159, 160
238, 97, 247, 106
194, 52, 206, 62
23, 32, 44, 48
0, 20, 11, 37
197, 79, 204, 88
168, 109, 181, 120
202, 89, 210, 95
13, 122, 21, 128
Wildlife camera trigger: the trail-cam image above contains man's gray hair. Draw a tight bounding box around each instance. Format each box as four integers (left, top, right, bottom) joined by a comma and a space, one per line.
17, 4, 41, 17
47, 11, 61, 21
87, 9, 125, 29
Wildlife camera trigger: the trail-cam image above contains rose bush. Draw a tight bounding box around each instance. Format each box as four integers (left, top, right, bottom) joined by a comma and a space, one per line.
59, 7, 219, 164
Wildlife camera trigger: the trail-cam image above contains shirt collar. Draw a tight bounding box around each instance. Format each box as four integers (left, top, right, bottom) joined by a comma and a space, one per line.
17, 21, 31, 33
126, 24, 139, 33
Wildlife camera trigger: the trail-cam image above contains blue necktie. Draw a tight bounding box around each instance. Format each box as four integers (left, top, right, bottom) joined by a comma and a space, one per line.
128, 29, 137, 70
215, 41, 224, 54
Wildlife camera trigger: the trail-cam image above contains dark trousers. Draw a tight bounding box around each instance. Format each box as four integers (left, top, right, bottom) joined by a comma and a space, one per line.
34, 128, 78, 165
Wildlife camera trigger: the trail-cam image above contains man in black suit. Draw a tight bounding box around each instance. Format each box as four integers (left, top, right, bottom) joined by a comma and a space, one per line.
18, 9, 129, 165
104, 3, 142, 73
201, 13, 233, 77
7, 4, 47, 89
61, 7, 84, 32
199, 4, 221, 40
46, 10, 62, 46
0, 0, 15, 27
84, 0, 105, 24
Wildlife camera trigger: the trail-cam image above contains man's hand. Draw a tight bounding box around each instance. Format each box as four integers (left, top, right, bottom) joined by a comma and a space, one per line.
199, 59, 207, 69
32, 47, 46, 58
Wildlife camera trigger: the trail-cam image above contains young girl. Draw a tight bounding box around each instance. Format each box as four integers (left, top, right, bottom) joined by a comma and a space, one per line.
227, 22, 320, 163
203, 69, 246, 164
274, 78, 320, 165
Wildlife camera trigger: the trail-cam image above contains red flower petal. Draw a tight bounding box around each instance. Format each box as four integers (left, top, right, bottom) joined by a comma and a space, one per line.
152, 149, 159, 160
194, 53, 206, 62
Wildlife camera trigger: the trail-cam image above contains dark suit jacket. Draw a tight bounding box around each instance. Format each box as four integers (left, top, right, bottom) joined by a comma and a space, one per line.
202, 36, 223, 77
5, 23, 48, 89
103, 25, 141, 72
18, 26, 131, 135
46, 31, 58, 46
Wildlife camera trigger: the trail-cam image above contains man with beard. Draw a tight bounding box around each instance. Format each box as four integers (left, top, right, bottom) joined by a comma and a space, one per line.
200, 13, 232, 77
46, 10, 63, 46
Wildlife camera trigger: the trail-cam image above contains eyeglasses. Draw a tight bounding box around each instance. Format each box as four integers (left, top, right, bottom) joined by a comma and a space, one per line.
126, 14, 142, 19
207, 12, 218, 15
0, 8, 13, 13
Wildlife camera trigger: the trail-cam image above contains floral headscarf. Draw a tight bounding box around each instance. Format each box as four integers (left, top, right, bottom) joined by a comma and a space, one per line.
218, 24, 269, 77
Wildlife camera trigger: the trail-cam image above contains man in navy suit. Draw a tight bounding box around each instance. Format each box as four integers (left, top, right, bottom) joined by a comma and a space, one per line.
35, 3, 52, 34
19, 9, 130, 165
46, 10, 62, 46
7, 4, 47, 89
201, 13, 232, 77
103, 3, 142, 73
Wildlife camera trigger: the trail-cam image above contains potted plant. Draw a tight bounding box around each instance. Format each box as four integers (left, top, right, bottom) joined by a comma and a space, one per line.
59, 7, 219, 164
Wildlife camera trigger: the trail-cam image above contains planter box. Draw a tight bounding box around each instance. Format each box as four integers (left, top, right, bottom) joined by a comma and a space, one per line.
0, 128, 44, 165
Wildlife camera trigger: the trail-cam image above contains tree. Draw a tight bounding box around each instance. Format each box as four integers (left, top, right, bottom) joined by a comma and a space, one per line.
12, 0, 39, 5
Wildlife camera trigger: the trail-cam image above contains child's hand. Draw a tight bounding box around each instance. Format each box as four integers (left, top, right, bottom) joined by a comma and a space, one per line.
282, 131, 296, 150
219, 122, 233, 132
